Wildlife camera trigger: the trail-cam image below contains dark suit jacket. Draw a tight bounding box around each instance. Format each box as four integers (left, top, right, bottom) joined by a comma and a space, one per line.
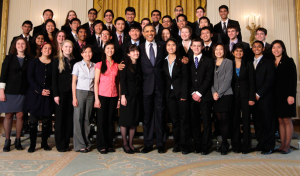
163, 57, 188, 99
112, 32, 130, 63
72, 41, 83, 62
255, 56, 275, 101
154, 23, 163, 41
202, 42, 215, 58
171, 19, 193, 35
232, 60, 256, 101
250, 42, 272, 60
52, 57, 76, 97
213, 19, 242, 45
33, 23, 59, 37
105, 24, 116, 34
178, 42, 193, 58
188, 54, 214, 101
120, 62, 143, 96
82, 22, 95, 38
140, 41, 166, 95
66, 33, 76, 44
87, 35, 104, 63
9, 34, 33, 52
225, 40, 250, 61
61, 25, 71, 34
125, 21, 140, 34
0, 55, 31, 95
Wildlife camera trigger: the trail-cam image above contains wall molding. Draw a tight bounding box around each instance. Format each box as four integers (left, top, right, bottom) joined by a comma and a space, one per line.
0, 0, 9, 73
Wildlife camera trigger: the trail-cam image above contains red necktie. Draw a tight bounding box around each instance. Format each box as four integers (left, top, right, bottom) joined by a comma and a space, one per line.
108, 26, 111, 33
90, 24, 94, 35
119, 35, 122, 45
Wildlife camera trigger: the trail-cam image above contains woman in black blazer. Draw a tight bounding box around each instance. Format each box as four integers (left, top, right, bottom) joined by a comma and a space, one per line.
52, 40, 77, 152
231, 43, 256, 154
61, 10, 77, 34
272, 40, 297, 154
0, 37, 31, 152
119, 44, 143, 154
178, 26, 193, 58
24, 42, 54, 153
163, 38, 191, 154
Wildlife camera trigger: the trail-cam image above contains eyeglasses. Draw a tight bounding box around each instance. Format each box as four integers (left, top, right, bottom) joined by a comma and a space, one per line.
175, 9, 183, 12
89, 12, 97, 15
105, 14, 113, 17
102, 33, 110, 36
178, 20, 186, 23
163, 20, 171, 23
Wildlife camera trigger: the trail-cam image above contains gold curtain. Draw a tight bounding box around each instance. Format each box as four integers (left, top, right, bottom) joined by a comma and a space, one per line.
94, 0, 206, 23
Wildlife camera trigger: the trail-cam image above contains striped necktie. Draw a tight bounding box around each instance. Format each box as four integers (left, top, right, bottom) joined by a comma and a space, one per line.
90, 24, 94, 35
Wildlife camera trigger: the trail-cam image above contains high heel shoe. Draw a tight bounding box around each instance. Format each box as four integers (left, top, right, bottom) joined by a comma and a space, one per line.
123, 146, 134, 154
14, 138, 23, 150
3, 139, 11, 152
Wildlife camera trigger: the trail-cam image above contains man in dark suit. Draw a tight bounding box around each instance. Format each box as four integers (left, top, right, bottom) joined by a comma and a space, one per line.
33, 9, 58, 36
175, 14, 190, 43
139, 24, 167, 154
66, 18, 81, 44
193, 7, 213, 38
151, 10, 163, 41
254, 28, 271, 58
225, 24, 250, 60
252, 41, 276, 155
10, 20, 33, 51
72, 26, 87, 62
171, 6, 194, 34
188, 38, 214, 155
162, 15, 177, 38
120, 24, 142, 60
200, 27, 215, 58
103, 9, 115, 34
213, 5, 242, 45
124, 7, 140, 34
82, 8, 98, 38
198, 17, 222, 43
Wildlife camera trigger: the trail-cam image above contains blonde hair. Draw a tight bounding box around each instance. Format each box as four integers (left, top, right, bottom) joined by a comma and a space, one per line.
58, 40, 74, 73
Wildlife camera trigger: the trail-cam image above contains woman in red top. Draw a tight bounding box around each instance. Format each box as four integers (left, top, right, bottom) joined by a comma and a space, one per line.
94, 42, 120, 154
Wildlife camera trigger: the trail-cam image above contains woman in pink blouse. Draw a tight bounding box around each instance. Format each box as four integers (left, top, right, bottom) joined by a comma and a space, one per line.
94, 42, 120, 154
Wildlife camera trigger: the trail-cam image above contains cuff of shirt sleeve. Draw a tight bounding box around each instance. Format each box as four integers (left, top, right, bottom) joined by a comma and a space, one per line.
256, 93, 260, 98
0, 83, 6, 90
195, 91, 202, 97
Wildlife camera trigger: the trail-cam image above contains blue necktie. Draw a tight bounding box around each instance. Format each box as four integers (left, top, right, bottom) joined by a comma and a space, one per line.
195, 57, 198, 69
149, 43, 155, 66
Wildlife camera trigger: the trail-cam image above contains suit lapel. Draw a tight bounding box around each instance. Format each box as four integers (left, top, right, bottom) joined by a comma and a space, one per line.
256, 57, 264, 71
141, 43, 153, 67
239, 60, 246, 78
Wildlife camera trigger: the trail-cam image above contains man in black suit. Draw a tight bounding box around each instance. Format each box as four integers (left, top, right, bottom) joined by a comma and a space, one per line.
162, 15, 178, 38
213, 5, 242, 45
171, 6, 193, 34
200, 27, 215, 58
120, 24, 142, 59
104, 9, 115, 34
87, 20, 106, 63
112, 17, 130, 63
151, 10, 163, 41
175, 14, 190, 43
140, 24, 167, 154
199, 17, 222, 43
189, 38, 214, 155
10, 20, 33, 51
193, 7, 214, 37
33, 9, 58, 36
225, 24, 250, 60
72, 26, 87, 62
124, 7, 140, 34
66, 18, 81, 44
82, 8, 98, 38
252, 41, 276, 155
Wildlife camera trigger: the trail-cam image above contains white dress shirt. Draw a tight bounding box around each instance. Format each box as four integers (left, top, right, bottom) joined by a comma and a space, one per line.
191, 54, 203, 97
145, 39, 157, 59
221, 18, 229, 28
204, 41, 212, 47
155, 24, 159, 34
22, 34, 30, 41
95, 34, 101, 46
72, 60, 95, 91
71, 31, 78, 42
116, 32, 124, 43
254, 55, 264, 97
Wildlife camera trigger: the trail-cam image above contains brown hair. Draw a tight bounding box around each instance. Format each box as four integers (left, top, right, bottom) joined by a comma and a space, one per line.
9, 37, 31, 56
53, 30, 66, 57
63, 10, 77, 26
212, 43, 226, 60
39, 42, 54, 59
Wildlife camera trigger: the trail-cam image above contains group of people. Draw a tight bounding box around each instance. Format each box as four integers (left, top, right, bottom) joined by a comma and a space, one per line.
0, 5, 297, 156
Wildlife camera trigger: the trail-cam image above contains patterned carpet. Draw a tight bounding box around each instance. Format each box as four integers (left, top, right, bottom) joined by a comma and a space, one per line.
0, 137, 299, 176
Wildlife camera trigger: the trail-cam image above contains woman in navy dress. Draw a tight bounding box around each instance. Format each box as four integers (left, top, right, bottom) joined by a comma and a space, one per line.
25, 42, 54, 153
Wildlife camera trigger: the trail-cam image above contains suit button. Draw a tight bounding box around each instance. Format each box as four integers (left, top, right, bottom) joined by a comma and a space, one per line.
195, 72, 197, 74
238, 86, 239, 87
195, 79, 197, 82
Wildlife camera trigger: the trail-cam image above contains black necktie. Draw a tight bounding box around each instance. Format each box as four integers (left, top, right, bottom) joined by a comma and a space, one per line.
149, 43, 155, 66
205, 46, 209, 52
134, 43, 137, 46
97, 37, 101, 47
223, 22, 227, 33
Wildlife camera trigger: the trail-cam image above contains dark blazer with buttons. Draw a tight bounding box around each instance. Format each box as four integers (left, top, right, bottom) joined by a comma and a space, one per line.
0, 55, 31, 95
232, 60, 256, 101
112, 32, 130, 63
163, 57, 188, 99
178, 42, 193, 58
202, 42, 216, 58
66, 33, 77, 44
254, 56, 275, 101
52, 57, 77, 97
140, 41, 166, 95
188, 54, 214, 101
82, 22, 93, 38
225, 40, 250, 61
211, 58, 233, 98
213, 19, 242, 45
72, 41, 84, 62
154, 23, 164, 41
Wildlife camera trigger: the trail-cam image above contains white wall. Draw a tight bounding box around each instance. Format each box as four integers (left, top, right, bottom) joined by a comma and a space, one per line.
6, 0, 93, 54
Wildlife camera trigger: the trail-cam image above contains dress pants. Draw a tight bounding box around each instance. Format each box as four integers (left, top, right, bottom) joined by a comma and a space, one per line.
231, 97, 251, 152
166, 90, 192, 149
73, 90, 94, 151
96, 96, 118, 150
191, 100, 213, 150
253, 99, 275, 151
143, 86, 166, 147
54, 90, 73, 150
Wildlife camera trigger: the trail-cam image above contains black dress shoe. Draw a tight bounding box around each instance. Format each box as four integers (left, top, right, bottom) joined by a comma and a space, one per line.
141, 147, 152, 153
172, 146, 181, 153
201, 149, 210, 155
274, 149, 283, 153
108, 148, 115, 152
281, 149, 291, 154
98, 149, 107, 154
232, 150, 241, 153
3, 139, 11, 152
65, 148, 71, 151
57, 149, 66, 152
158, 146, 165, 153
194, 148, 202, 153
182, 148, 189, 155
221, 145, 229, 155
14, 138, 23, 150
85, 148, 91, 152
242, 151, 250, 154
261, 150, 273, 155
123, 146, 134, 154
28, 146, 35, 153
41, 143, 52, 151
130, 147, 140, 153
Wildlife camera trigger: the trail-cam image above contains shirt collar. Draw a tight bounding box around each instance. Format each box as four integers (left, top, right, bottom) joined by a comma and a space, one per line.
254, 55, 263, 62
78, 41, 86, 47
221, 18, 229, 25
105, 59, 115, 65
146, 39, 156, 46
95, 34, 101, 38
264, 42, 266, 47
204, 41, 212, 47
131, 40, 140, 45
81, 60, 94, 68
194, 53, 202, 60
22, 34, 30, 40
71, 31, 77, 36
230, 38, 238, 44
116, 32, 124, 38
182, 40, 192, 48
88, 21, 93, 27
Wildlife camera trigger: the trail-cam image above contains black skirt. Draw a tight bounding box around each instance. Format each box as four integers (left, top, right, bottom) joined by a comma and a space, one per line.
275, 95, 296, 118
213, 95, 233, 113
119, 95, 141, 127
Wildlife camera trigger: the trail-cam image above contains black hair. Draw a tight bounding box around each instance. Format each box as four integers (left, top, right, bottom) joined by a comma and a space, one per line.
43, 19, 58, 42
196, 6, 205, 12
129, 23, 142, 32
88, 8, 98, 14
200, 26, 212, 34
70, 18, 81, 25
93, 20, 104, 30
177, 14, 187, 22
125, 44, 140, 73
162, 15, 172, 22
104, 9, 114, 18
141, 18, 151, 24
252, 40, 264, 48
114, 17, 126, 25
43, 9, 53, 16
227, 24, 240, 33
22, 20, 33, 28
191, 38, 204, 47
31, 32, 44, 57
199, 16, 210, 24
151, 10, 161, 17
219, 5, 229, 11
81, 45, 93, 53
231, 43, 245, 55
256, 28, 268, 35
174, 5, 183, 12
101, 42, 116, 74
166, 38, 182, 67
212, 43, 227, 60
125, 7, 136, 14
76, 25, 87, 34
270, 40, 288, 60
142, 24, 155, 32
